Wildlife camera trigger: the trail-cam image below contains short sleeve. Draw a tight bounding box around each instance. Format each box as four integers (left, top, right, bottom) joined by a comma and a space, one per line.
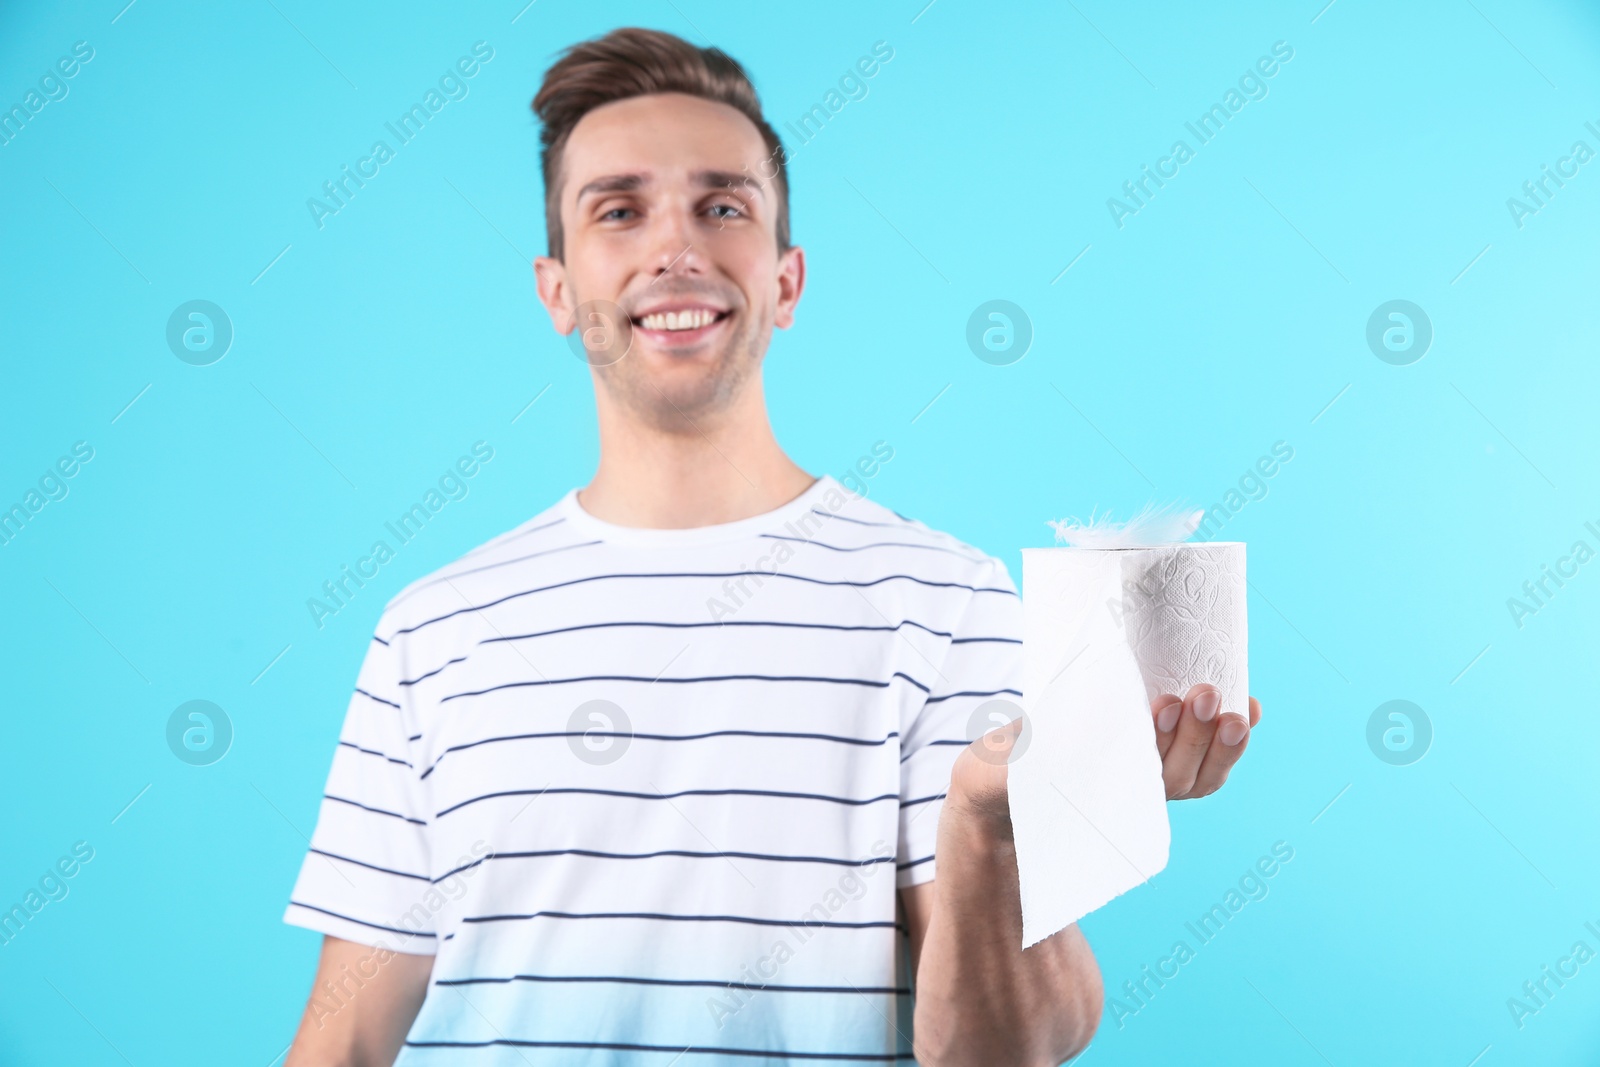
897, 556, 1024, 888
282, 620, 438, 954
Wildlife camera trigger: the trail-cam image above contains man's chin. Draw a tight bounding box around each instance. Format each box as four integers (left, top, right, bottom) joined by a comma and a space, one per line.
631, 336, 724, 366
604, 358, 747, 429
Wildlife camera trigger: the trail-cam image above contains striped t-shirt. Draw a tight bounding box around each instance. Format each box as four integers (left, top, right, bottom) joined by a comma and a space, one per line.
284, 474, 1023, 1064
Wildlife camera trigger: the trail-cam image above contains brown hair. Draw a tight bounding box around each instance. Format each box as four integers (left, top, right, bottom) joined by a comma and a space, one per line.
531, 27, 790, 260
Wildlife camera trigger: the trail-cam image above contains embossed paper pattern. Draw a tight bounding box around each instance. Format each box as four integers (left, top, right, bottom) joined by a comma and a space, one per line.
1010, 542, 1247, 948
1122, 542, 1249, 720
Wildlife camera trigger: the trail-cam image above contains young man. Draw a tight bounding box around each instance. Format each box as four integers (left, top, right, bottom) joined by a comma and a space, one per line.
283, 28, 1259, 1066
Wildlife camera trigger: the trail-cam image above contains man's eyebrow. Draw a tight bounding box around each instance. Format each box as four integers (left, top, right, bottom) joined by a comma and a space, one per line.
575, 173, 646, 201
695, 169, 765, 201
573, 170, 766, 203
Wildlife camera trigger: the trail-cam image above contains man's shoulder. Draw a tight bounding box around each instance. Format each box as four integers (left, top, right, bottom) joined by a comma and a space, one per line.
812, 486, 1014, 591
366, 480, 1016, 641
374, 494, 578, 635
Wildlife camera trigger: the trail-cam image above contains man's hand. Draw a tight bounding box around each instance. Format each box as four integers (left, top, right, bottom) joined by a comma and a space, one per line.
1151, 683, 1260, 800
912, 718, 1101, 1066
945, 716, 1023, 832
950, 682, 1262, 818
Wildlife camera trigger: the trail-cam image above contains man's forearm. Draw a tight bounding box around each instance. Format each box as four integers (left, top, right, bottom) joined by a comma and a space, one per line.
911, 795, 1103, 1066
285, 936, 433, 1067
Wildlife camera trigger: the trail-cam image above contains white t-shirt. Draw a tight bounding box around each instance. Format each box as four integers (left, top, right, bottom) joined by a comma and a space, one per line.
284, 475, 1023, 1064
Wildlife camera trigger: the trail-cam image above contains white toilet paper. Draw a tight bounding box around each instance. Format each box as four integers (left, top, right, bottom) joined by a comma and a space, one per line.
1008, 541, 1247, 948
1121, 542, 1249, 720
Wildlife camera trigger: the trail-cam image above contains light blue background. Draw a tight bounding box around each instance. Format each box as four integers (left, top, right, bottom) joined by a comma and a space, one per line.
3, 0, 1598, 1064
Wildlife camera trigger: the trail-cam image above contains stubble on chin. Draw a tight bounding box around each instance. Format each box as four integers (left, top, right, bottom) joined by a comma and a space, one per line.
599, 315, 765, 432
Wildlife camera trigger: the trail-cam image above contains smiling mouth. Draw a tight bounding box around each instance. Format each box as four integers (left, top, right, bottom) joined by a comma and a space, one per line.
627, 303, 732, 347
630, 307, 731, 334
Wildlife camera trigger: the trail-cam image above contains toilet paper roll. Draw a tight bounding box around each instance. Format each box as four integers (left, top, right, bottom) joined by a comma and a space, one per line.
1120, 542, 1248, 720
1009, 541, 1248, 948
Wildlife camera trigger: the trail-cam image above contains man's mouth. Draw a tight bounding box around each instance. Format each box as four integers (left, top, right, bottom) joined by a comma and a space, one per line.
629, 304, 732, 342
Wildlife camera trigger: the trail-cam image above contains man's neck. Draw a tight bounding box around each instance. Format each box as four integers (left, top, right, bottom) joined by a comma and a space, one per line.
578, 388, 814, 530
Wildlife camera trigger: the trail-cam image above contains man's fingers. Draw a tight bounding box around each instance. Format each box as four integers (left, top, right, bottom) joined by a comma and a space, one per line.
1185, 683, 1220, 720
1164, 686, 1221, 798
1156, 687, 1258, 799
1190, 713, 1251, 796
1151, 694, 1182, 760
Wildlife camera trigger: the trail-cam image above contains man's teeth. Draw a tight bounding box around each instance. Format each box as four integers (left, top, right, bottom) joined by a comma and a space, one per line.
639, 309, 719, 331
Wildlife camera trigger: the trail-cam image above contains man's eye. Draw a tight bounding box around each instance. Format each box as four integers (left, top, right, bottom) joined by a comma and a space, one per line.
602, 207, 634, 221
708, 203, 742, 220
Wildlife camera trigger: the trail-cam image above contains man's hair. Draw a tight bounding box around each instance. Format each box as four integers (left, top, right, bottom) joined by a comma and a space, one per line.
531, 27, 790, 260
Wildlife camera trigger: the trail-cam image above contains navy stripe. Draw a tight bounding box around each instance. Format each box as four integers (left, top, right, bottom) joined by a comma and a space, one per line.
389, 538, 602, 608
337, 740, 413, 768
325, 793, 428, 825
460, 910, 898, 931
379, 518, 577, 616
463, 516, 568, 552
899, 738, 969, 763
810, 509, 920, 532
922, 687, 1022, 705
439, 670, 930, 705
403, 1037, 909, 1061
437, 787, 900, 819
372, 634, 390, 646
900, 792, 946, 809
354, 687, 401, 709
438, 920, 903, 945
759, 533, 986, 562
454, 847, 896, 870
422, 728, 900, 781
407, 733, 423, 741
467, 516, 568, 548
393, 570, 1015, 638
481, 617, 956, 644
434, 855, 491, 881
454, 517, 568, 563
434, 973, 910, 995
289, 900, 437, 938
400, 656, 468, 687
949, 635, 1021, 645
310, 847, 429, 881
896, 855, 934, 871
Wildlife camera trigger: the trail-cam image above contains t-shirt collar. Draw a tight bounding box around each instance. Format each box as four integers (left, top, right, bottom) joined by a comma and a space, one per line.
556, 474, 845, 547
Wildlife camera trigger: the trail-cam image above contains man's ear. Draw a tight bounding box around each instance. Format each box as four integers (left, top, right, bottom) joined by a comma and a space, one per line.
533, 256, 576, 334
773, 245, 806, 330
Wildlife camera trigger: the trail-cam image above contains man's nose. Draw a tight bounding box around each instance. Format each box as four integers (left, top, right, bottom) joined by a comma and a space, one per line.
645, 208, 709, 279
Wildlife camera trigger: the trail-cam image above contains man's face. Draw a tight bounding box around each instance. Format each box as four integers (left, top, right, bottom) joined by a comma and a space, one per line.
534, 92, 805, 431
